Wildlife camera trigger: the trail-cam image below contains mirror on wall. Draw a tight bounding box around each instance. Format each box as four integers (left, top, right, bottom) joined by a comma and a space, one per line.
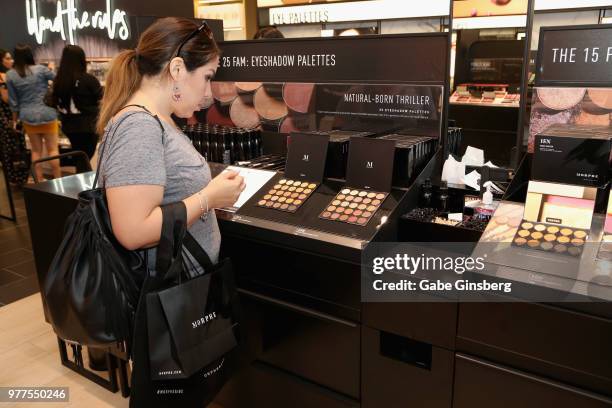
448, 0, 530, 168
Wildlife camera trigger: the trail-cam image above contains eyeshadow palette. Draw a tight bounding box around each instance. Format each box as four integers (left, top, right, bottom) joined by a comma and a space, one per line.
256, 178, 318, 213
319, 188, 388, 226
511, 220, 589, 257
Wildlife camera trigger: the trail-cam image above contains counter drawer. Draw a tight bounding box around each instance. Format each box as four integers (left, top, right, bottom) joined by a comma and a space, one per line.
457, 302, 612, 396
453, 353, 612, 408
241, 289, 361, 399
216, 361, 358, 408
362, 326, 454, 408
363, 302, 457, 349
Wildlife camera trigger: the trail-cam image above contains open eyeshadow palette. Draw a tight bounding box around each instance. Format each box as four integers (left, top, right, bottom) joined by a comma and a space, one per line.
512, 220, 588, 257
319, 188, 388, 226
256, 178, 318, 213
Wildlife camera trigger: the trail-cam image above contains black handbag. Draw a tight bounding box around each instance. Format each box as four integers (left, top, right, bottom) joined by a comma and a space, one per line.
130, 202, 240, 407
43, 106, 163, 347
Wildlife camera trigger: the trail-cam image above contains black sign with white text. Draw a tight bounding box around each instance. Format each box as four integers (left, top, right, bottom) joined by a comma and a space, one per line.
536, 24, 612, 87
215, 34, 448, 84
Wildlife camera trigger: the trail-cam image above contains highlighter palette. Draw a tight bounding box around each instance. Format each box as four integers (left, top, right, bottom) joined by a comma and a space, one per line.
511, 220, 588, 257
256, 178, 318, 213
319, 188, 388, 226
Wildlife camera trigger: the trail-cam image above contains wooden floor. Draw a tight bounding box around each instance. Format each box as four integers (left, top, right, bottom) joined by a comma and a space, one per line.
0, 294, 129, 407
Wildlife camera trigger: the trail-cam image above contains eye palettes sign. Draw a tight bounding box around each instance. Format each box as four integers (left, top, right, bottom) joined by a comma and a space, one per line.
536, 24, 612, 87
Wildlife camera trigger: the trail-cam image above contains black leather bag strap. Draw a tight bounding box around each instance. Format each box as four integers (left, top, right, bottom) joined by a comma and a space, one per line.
183, 232, 215, 271
156, 202, 188, 283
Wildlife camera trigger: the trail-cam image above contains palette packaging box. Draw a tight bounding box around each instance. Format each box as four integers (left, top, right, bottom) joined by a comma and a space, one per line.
528, 87, 612, 152
533, 124, 612, 188
511, 181, 597, 256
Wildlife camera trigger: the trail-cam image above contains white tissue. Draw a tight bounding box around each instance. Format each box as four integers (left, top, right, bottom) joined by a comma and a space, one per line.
462, 146, 485, 167
462, 170, 481, 190
441, 154, 466, 185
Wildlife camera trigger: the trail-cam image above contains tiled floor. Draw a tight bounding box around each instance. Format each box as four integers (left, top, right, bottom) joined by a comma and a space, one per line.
0, 185, 38, 307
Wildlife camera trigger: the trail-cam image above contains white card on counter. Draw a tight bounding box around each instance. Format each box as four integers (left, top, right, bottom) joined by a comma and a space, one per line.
223, 166, 276, 210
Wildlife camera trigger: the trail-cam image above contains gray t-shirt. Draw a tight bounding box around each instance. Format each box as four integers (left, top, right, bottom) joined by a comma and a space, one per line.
98, 110, 220, 270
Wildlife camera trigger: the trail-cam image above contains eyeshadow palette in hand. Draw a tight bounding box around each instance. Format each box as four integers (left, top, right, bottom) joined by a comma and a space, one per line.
319, 188, 388, 226
256, 179, 318, 213
512, 220, 588, 257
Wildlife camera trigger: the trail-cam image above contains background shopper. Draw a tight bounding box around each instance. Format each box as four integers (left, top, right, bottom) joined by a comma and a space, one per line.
6, 44, 60, 180
253, 26, 284, 39
53, 45, 102, 159
0, 49, 13, 121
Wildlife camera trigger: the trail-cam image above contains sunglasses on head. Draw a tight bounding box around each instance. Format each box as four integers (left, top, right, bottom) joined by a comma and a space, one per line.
175, 20, 213, 58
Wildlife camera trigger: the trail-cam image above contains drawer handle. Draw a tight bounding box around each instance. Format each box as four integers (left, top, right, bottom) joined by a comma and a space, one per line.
238, 288, 358, 328
380, 330, 432, 370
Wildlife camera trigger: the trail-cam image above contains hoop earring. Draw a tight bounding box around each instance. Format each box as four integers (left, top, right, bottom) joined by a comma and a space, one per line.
172, 83, 182, 102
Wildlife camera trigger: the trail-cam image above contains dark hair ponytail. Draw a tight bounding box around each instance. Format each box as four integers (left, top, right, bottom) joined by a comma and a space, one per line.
13, 44, 35, 78
97, 17, 220, 134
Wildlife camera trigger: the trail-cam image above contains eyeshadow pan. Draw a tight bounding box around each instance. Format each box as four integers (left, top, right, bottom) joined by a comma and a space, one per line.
544, 234, 556, 242
531, 232, 543, 240
528, 239, 540, 248
560, 228, 573, 236
521, 222, 533, 229
319, 189, 388, 226
534, 224, 546, 232
554, 244, 567, 253
518, 230, 530, 237
571, 238, 584, 246
540, 242, 553, 251
574, 230, 587, 239
547, 226, 559, 234
514, 237, 527, 246
557, 236, 570, 244
256, 178, 319, 213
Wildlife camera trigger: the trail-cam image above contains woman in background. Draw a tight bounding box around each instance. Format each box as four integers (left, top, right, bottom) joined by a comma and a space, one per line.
53, 45, 102, 159
0, 49, 13, 121
6, 44, 60, 180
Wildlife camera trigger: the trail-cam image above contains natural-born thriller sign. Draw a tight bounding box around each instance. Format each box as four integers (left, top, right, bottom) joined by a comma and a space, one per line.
536, 24, 612, 87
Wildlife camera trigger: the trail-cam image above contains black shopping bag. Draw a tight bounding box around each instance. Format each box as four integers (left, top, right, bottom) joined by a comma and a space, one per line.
129, 201, 241, 407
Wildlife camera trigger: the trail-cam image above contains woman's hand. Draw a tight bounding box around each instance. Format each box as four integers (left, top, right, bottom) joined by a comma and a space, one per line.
202, 170, 245, 209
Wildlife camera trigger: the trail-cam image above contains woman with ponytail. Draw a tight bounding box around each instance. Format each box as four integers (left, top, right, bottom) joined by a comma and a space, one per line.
98, 17, 244, 255
97, 17, 245, 406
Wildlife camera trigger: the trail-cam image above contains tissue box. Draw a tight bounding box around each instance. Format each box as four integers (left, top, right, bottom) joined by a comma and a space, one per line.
533, 124, 612, 188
